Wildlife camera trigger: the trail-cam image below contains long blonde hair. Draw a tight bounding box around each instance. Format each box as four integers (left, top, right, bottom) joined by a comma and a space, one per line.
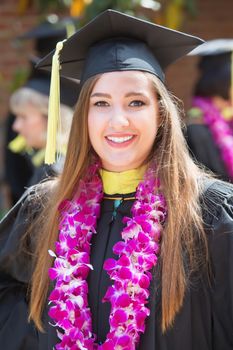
29, 72, 207, 332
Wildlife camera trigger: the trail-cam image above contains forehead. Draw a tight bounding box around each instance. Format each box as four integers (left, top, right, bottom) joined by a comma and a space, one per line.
91, 71, 153, 92
14, 102, 44, 117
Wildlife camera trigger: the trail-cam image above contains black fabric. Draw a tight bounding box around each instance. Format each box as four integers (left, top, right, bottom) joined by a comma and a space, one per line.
0, 180, 233, 349
3, 113, 35, 204
81, 38, 164, 84
185, 124, 230, 182
37, 9, 204, 84
3, 113, 59, 205
17, 16, 79, 58
27, 164, 55, 188
24, 73, 80, 108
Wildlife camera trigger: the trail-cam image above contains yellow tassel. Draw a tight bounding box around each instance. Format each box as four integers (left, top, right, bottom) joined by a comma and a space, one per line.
65, 21, 76, 38
32, 149, 46, 167
45, 40, 65, 165
8, 135, 28, 153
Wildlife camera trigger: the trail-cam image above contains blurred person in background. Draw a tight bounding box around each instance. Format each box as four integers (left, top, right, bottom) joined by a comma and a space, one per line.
186, 39, 233, 182
3, 15, 78, 206
9, 71, 79, 187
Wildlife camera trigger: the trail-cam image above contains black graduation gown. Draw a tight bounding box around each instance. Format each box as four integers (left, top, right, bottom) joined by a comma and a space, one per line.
0, 180, 233, 350
27, 164, 55, 187
4, 112, 35, 204
185, 124, 230, 182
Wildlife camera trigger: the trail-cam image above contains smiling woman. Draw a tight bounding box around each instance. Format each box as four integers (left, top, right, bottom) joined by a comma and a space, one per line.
0, 9, 233, 350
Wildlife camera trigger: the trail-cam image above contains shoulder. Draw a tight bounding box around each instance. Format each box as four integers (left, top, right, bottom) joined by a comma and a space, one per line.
202, 180, 233, 346
0, 179, 56, 228
200, 178, 233, 227
0, 180, 57, 278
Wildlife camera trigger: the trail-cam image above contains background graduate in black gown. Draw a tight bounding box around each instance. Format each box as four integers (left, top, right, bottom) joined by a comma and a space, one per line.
8, 71, 79, 188
3, 15, 79, 206
0, 10, 233, 350
186, 39, 233, 182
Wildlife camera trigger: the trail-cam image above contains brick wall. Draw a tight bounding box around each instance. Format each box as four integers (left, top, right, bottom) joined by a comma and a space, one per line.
0, 0, 39, 120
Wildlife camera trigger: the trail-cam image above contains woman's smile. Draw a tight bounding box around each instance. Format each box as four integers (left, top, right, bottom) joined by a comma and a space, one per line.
105, 134, 136, 147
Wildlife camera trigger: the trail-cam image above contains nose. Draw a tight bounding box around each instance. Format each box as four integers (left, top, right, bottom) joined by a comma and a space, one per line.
109, 107, 129, 128
12, 117, 22, 133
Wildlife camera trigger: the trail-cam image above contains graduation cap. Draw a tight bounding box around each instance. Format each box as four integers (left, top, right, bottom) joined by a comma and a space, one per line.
24, 71, 79, 108
17, 15, 79, 57
37, 9, 203, 83
189, 39, 233, 104
36, 9, 204, 164
189, 39, 233, 56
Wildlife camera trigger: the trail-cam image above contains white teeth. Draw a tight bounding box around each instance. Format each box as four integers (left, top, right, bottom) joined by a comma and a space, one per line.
106, 135, 134, 143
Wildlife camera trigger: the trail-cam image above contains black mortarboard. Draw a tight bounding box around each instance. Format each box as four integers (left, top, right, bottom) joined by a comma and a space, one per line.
189, 39, 233, 100
189, 39, 233, 72
25, 73, 79, 108
37, 9, 204, 84
18, 15, 79, 57
189, 39, 233, 57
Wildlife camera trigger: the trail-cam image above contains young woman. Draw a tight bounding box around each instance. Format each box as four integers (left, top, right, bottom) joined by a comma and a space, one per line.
0, 10, 233, 350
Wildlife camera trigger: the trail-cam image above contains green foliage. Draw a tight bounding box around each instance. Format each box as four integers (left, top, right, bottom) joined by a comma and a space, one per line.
185, 0, 197, 17
34, 0, 68, 12
81, 0, 142, 24
9, 67, 30, 93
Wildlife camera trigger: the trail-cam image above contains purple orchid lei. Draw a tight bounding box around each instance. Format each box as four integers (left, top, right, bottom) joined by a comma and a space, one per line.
193, 96, 233, 179
48, 162, 167, 350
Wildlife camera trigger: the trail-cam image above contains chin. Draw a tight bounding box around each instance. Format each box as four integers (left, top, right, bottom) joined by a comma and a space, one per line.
101, 155, 140, 172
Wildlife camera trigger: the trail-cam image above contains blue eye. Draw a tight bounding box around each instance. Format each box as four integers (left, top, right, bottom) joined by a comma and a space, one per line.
129, 100, 145, 107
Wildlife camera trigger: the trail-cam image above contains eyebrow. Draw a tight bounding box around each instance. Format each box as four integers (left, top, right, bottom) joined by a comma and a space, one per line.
90, 92, 147, 98
90, 93, 111, 98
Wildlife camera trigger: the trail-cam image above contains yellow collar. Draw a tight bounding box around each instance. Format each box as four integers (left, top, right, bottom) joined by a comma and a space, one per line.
99, 166, 146, 195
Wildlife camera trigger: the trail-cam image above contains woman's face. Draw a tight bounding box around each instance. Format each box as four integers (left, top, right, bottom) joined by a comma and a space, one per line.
88, 71, 159, 172
12, 103, 47, 149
